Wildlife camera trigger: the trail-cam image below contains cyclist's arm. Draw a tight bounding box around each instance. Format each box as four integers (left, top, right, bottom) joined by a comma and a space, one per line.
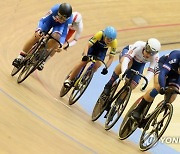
59, 24, 69, 45
145, 54, 159, 84
106, 54, 114, 68
159, 67, 170, 88
82, 42, 93, 56
59, 17, 73, 45
69, 22, 83, 47
121, 47, 136, 74
159, 61, 173, 88
159, 51, 179, 88
106, 39, 117, 68
83, 31, 102, 55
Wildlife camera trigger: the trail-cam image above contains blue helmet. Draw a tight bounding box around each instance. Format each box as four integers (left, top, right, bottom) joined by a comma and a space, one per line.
104, 26, 117, 40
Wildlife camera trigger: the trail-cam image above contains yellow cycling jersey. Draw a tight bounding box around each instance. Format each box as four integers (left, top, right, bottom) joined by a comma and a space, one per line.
89, 31, 117, 55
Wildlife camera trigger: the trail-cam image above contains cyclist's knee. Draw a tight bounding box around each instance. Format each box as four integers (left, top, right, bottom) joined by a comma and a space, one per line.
114, 63, 122, 75
52, 32, 60, 40
93, 62, 101, 71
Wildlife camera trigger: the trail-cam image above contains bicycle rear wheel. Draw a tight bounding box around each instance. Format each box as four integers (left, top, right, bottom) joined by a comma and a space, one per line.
139, 103, 173, 151
105, 87, 131, 130
11, 64, 24, 76
69, 69, 93, 105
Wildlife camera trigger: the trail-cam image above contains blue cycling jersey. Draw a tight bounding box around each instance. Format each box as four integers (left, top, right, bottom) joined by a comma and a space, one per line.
159, 50, 180, 88
37, 4, 72, 44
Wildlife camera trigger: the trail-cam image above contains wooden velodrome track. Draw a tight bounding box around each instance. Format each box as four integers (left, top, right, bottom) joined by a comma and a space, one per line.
0, 0, 180, 153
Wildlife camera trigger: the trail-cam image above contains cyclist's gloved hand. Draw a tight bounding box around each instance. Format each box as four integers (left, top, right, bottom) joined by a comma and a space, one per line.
82, 55, 89, 61
159, 87, 165, 95
101, 68, 108, 75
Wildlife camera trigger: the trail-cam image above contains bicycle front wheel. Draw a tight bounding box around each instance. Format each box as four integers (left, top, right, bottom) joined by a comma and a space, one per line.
17, 58, 39, 83
11, 64, 24, 76
105, 87, 131, 130
69, 69, 93, 105
139, 103, 173, 151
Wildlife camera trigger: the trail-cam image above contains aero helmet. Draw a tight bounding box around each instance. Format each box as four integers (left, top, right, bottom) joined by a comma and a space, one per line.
145, 38, 161, 55
104, 26, 117, 40
58, 3, 72, 18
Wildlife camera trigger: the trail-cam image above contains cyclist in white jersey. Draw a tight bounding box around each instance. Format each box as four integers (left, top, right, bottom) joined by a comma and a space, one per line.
103, 38, 161, 95
63, 11, 83, 49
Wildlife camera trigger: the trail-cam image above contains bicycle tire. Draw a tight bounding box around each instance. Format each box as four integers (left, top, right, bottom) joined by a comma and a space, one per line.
17, 47, 49, 83
119, 96, 143, 140
91, 84, 117, 121
68, 69, 93, 105
139, 103, 173, 151
11, 64, 24, 76
17, 57, 39, 83
105, 86, 131, 130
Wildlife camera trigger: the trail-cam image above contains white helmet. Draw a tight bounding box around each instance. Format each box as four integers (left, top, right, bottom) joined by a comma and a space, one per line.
72, 12, 82, 24
145, 38, 161, 55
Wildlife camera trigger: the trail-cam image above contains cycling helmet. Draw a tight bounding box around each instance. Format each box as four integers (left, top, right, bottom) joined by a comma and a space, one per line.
145, 38, 161, 56
72, 12, 82, 24
58, 3, 72, 18
104, 26, 117, 40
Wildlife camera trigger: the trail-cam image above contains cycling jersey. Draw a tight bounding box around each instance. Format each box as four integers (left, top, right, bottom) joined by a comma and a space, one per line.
89, 31, 117, 56
120, 41, 159, 84
158, 50, 180, 89
37, 4, 73, 44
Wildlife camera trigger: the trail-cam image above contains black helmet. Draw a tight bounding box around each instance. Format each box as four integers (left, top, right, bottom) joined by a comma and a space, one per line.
58, 3, 72, 18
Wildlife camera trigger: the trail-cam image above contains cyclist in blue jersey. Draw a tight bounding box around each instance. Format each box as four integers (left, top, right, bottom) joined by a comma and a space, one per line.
12, 3, 73, 70
132, 50, 180, 122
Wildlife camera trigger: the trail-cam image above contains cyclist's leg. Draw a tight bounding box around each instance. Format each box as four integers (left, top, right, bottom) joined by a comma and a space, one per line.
37, 26, 62, 70
64, 60, 88, 87
105, 46, 130, 90
91, 50, 105, 72
12, 20, 50, 67
12, 31, 41, 67
132, 74, 160, 121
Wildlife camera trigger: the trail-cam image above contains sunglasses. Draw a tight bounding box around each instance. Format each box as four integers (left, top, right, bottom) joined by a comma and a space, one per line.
105, 36, 113, 42
57, 12, 68, 22
145, 44, 158, 56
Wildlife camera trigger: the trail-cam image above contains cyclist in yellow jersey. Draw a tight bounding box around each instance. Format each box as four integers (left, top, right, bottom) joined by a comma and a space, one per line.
64, 26, 118, 88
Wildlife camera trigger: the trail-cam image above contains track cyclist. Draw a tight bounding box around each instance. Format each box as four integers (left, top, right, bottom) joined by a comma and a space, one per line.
12, 3, 73, 71
63, 26, 118, 88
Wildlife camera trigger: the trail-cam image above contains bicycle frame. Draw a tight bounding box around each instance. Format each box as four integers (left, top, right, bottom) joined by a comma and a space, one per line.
104, 69, 148, 130
68, 55, 107, 105
12, 31, 62, 83
109, 69, 148, 104
144, 87, 180, 122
